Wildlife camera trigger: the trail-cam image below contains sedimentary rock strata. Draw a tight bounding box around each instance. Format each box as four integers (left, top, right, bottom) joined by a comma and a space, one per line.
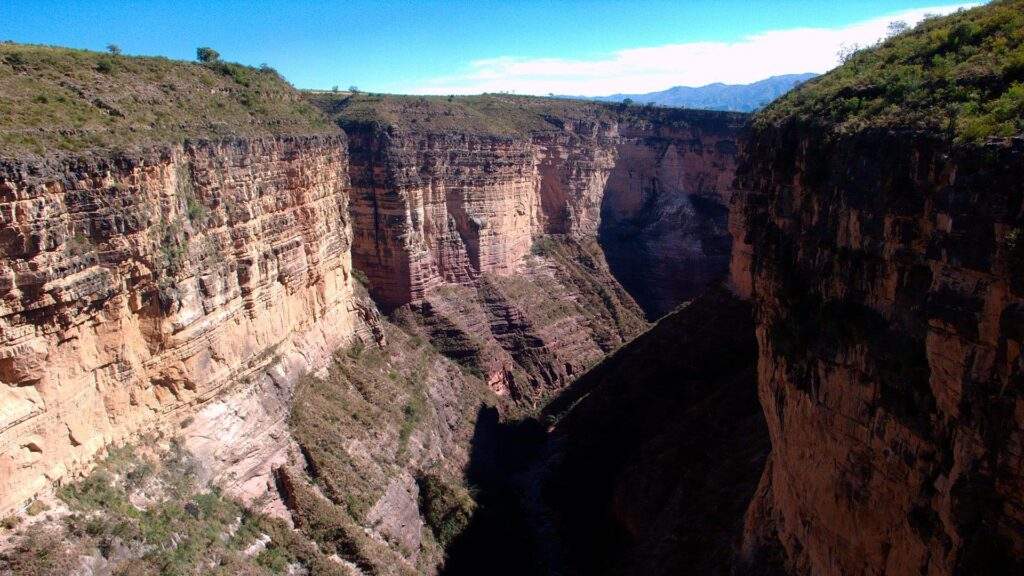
738, 126, 1024, 574
328, 98, 744, 319
0, 136, 359, 513
601, 112, 743, 317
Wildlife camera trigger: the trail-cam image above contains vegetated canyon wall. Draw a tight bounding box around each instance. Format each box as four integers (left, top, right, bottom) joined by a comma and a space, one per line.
0, 136, 364, 514
737, 125, 1024, 574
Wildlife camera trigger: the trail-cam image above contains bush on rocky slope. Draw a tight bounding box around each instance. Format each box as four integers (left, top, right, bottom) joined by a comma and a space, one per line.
0, 441, 340, 576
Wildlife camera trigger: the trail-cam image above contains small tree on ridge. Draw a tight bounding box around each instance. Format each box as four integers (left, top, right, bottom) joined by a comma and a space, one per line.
196, 47, 220, 63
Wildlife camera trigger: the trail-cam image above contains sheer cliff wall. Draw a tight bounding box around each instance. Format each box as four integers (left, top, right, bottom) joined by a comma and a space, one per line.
334, 99, 744, 318
0, 136, 360, 513
738, 125, 1024, 575
333, 101, 743, 400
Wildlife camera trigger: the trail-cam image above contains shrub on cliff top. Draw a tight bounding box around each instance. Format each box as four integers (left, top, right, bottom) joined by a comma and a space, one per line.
757, 0, 1024, 141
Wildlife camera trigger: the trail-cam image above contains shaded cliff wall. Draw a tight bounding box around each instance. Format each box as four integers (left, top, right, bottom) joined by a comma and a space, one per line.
600, 112, 743, 317
0, 136, 359, 513
738, 124, 1024, 574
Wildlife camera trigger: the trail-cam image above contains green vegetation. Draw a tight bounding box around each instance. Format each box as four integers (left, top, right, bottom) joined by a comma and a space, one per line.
307, 91, 743, 138
278, 469, 416, 576
530, 235, 558, 257
307, 91, 613, 136
289, 331, 458, 520
0, 441, 342, 576
351, 266, 371, 287
0, 43, 335, 154
416, 473, 475, 548
287, 325, 489, 572
196, 47, 220, 63
757, 0, 1024, 140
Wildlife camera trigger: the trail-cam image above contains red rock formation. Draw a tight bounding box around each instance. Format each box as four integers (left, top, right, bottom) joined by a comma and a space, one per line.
409, 238, 646, 402
738, 126, 1024, 574
337, 103, 744, 319
0, 137, 360, 513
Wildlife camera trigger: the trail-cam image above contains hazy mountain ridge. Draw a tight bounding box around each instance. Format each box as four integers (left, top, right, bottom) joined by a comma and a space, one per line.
577, 73, 818, 111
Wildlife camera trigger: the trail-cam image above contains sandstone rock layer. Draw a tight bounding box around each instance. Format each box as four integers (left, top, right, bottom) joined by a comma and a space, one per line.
0, 136, 358, 513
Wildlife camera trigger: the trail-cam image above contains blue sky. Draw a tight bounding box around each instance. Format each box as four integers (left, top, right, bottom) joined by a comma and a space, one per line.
0, 1, 979, 95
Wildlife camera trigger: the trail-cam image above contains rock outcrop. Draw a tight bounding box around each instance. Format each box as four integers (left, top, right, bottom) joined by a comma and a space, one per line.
738, 121, 1024, 576
0, 136, 360, 513
319, 95, 744, 319
319, 96, 743, 400
341, 117, 621, 309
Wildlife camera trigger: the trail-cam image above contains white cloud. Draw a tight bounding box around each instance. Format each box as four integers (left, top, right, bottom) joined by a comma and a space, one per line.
410, 3, 980, 96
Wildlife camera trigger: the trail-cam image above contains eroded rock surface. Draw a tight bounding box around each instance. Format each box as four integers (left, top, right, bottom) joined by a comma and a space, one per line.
600, 112, 742, 317
0, 136, 359, 513
738, 125, 1024, 574
327, 97, 744, 320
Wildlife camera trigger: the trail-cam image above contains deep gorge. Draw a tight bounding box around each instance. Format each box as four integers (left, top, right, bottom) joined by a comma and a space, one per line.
3, 3, 1024, 572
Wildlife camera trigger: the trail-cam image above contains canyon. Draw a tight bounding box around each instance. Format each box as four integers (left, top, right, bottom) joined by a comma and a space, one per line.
0, 44, 746, 575
3, 2, 1024, 573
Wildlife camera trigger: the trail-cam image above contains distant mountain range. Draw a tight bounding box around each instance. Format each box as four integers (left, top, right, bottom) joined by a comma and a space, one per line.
577, 73, 819, 112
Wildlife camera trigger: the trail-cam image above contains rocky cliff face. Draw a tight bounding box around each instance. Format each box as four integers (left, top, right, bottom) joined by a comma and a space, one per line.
0, 136, 360, 514
328, 98, 742, 400
738, 124, 1024, 574
343, 118, 620, 309
601, 112, 742, 317
340, 102, 743, 320
343, 119, 646, 402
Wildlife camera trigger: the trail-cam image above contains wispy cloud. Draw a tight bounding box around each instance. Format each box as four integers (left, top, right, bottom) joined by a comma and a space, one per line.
410, 3, 979, 96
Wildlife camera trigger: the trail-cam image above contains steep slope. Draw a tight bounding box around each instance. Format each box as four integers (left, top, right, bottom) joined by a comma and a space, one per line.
537, 287, 772, 576
588, 73, 818, 112
737, 2, 1024, 573
419, 287, 771, 576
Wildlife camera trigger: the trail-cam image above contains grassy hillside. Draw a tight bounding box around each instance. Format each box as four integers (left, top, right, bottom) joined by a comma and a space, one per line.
307, 91, 618, 136
308, 91, 746, 137
0, 43, 335, 155
756, 0, 1024, 140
